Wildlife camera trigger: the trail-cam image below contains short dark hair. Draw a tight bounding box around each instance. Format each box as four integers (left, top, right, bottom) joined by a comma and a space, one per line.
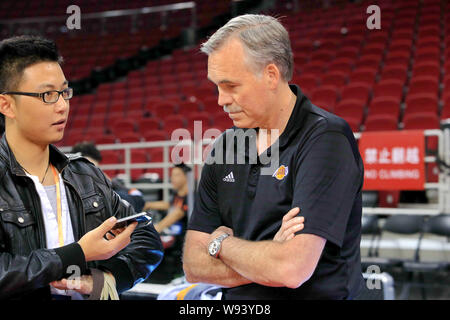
71, 142, 103, 162
173, 162, 192, 174
0, 35, 63, 133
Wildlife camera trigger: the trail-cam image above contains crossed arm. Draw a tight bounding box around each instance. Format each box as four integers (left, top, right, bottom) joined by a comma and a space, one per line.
182, 208, 326, 289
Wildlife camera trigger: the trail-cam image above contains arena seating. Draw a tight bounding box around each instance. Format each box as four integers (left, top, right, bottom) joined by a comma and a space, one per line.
3, 0, 446, 183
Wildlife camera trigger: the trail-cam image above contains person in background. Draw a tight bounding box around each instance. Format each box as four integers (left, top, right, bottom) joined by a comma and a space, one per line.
144, 163, 190, 235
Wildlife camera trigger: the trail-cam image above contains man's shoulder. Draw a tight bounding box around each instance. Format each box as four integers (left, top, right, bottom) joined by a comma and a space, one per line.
306, 103, 353, 136
64, 153, 107, 182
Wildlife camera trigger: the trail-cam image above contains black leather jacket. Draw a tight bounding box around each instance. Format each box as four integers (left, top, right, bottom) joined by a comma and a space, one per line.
0, 136, 164, 299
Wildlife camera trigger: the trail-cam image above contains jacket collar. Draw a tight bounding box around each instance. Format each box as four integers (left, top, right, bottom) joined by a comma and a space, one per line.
0, 135, 70, 176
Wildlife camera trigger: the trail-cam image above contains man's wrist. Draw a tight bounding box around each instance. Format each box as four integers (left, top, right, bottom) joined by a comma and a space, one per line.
208, 232, 230, 258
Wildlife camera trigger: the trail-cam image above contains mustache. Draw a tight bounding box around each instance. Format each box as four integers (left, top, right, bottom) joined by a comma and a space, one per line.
223, 105, 243, 113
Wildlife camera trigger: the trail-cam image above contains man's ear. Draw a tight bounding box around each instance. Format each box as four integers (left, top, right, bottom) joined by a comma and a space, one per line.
264, 63, 281, 90
0, 94, 16, 120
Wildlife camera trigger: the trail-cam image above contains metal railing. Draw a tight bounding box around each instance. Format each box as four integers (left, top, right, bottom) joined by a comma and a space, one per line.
0, 1, 197, 35
355, 128, 450, 216
60, 127, 450, 215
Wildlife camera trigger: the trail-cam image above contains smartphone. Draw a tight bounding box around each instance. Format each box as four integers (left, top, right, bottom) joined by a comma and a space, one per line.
112, 212, 152, 229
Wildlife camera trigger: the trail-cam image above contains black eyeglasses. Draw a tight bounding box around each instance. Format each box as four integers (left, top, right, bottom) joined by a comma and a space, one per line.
1, 87, 73, 104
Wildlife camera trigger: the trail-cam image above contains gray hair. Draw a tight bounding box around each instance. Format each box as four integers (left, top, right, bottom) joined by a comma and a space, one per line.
201, 14, 293, 82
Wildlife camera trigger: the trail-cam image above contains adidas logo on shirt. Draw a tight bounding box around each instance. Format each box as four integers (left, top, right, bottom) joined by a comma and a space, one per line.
223, 171, 235, 183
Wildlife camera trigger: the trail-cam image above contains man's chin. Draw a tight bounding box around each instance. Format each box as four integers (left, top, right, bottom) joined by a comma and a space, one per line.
50, 133, 65, 144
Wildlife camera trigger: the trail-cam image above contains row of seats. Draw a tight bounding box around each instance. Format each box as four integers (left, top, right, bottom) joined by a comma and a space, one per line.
361, 214, 450, 299
63, 112, 230, 145
52, 0, 448, 184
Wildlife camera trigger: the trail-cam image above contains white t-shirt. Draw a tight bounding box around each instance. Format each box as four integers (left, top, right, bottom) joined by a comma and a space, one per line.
26, 172, 83, 300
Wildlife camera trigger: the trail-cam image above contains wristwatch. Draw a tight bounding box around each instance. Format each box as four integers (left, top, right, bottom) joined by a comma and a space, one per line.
208, 233, 230, 258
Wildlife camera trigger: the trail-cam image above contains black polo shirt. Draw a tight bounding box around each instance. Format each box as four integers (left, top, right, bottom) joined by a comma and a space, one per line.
188, 85, 365, 300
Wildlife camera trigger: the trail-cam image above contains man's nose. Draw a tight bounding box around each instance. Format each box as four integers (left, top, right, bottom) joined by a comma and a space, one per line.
217, 89, 233, 109
54, 94, 69, 113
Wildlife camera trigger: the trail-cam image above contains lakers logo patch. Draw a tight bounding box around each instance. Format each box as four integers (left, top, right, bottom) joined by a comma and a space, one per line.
272, 165, 289, 180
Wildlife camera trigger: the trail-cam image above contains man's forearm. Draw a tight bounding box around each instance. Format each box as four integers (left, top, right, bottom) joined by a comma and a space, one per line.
144, 201, 170, 211
218, 236, 291, 287
184, 247, 251, 287
183, 233, 251, 287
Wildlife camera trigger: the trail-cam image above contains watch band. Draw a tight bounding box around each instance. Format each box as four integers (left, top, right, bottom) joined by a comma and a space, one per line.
209, 233, 230, 258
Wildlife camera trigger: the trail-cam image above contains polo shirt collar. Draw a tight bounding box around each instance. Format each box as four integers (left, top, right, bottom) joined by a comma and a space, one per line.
277, 84, 308, 149
237, 84, 308, 163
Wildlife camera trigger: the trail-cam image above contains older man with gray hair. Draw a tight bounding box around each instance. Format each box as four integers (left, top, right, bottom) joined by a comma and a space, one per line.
183, 14, 367, 300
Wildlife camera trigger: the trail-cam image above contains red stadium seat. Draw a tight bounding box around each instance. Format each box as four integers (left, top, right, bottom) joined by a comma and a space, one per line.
415, 47, 440, 62
100, 150, 122, 178
178, 101, 202, 114
327, 58, 354, 74
350, 68, 377, 86
380, 64, 408, 82
364, 114, 398, 131
335, 99, 365, 123
418, 25, 440, 38
141, 128, 168, 142
335, 46, 359, 60
368, 96, 401, 118
373, 79, 404, 102
138, 117, 162, 131
405, 93, 439, 115
321, 71, 348, 89
109, 119, 136, 136
294, 73, 320, 95
403, 112, 440, 130
117, 132, 142, 143
147, 148, 164, 178
146, 101, 178, 119
301, 61, 325, 77
356, 54, 382, 70
389, 39, 412, 53
162, 115, 186, 135
63, 133, 87, 146
408, 76, 439, 96
95, 135, 116, 145
201, 96, 222, 114
70, 116, 89, 131
129, 149, 149, 181
361, 43, 386, 56
441, 99, 450, 119
412, 61, 440, 79
403, 112, 440, 153
311, 85, 340, 110
385, 51, 410, 66
310, 49, 334, 63
341, 82, 371, 106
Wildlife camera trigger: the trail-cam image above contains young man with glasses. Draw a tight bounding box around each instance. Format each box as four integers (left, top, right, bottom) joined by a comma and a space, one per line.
0, 35, 163, 300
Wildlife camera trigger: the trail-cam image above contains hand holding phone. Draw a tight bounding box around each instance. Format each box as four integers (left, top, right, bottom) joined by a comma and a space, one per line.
112, 212, 153, 230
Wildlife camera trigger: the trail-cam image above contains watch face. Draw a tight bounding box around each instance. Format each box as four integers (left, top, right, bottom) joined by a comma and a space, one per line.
209, 240, 220, 255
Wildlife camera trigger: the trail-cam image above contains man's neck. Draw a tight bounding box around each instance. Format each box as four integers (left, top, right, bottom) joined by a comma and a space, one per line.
256, 84, 296, 154
5, 129, 50, 177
